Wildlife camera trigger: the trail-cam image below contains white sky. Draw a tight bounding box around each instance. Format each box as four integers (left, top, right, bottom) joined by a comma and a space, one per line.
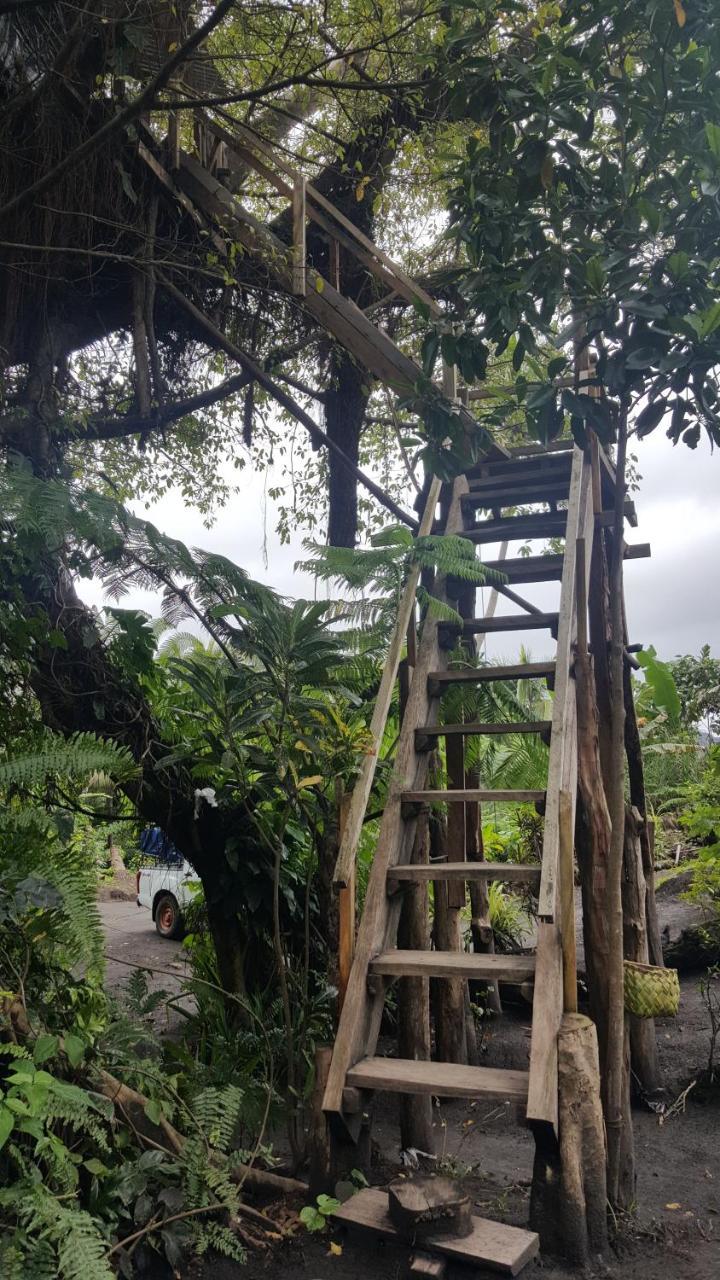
79, 428, 719, 663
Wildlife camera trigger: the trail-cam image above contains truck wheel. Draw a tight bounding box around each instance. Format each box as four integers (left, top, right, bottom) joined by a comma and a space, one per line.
155, 893, 183, 939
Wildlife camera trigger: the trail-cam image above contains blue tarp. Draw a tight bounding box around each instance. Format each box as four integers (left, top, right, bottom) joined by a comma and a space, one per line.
139, 827, 182, 865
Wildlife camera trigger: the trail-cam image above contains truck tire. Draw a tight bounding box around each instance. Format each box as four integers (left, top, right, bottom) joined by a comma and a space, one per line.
155, 893, 183, 939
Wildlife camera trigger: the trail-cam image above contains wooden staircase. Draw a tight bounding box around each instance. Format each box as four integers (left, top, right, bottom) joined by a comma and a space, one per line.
321, 441, 649, 1211
132, 111, 652, 1271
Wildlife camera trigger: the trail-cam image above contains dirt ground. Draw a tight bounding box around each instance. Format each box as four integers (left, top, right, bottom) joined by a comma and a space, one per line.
106, 892, 720, 1280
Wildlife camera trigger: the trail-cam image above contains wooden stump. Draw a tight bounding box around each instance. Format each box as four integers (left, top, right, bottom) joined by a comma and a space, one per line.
388, 1176, 473, 1241
557, 1013, 608, 1264
308, 1045, 333, 1197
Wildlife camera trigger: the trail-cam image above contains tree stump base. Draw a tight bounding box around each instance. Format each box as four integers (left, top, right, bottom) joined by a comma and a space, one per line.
388, 1177, 473, 1241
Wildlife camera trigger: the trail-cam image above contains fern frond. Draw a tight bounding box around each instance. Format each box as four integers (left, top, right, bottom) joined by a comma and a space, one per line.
0, 732, 136, 788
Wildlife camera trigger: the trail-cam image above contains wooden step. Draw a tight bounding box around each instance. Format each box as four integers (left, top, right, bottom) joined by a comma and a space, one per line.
346, 1056, 530, 1102
438, 613, 558, 645
455, 543, 650, 587
402, 789, 546, 814
415, 721, 551, 750
463, 512, 568, 544
463, 478, 570, 511
465, 450, 573, 480
427, 661, 556, 696
388, 861, 541, 886
369, 950, 536, 982
332, 1187, 540, 1276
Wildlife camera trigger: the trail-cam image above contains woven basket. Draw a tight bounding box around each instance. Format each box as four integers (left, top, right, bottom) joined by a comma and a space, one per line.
623, 960, 680, 1018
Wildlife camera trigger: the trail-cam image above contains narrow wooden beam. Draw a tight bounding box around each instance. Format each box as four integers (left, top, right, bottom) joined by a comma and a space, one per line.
292, 174, 307, 296
332, 477, 442, 891
337, 794, 354, 1015
559, 789, 577, 1013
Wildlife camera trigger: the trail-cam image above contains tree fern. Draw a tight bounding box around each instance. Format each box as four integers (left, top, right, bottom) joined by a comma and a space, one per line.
0, 731, 136, 788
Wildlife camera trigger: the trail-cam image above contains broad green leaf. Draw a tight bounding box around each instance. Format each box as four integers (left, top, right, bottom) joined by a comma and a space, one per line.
63, 1034, 85, 1068
0, 1105, 14, 1150
33, 1034, 59, 1065
144, 1098, 164, 1126
705, 122, 720, 160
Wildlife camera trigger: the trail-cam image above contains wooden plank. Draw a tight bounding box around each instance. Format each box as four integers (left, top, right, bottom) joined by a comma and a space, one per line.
337, 793, 354, 1014
558, 789, 577, 1013
369, 951, 536, 982
463, 513, 569, 543
445, 730, 466, 909
416, 720, 551, 743
536, 448, 586, 922
525, 920, 563, 1130
442, 613, 559, 635
323, 478, 468, 1120
403, 789, 546, 805
333, 1188, 539, 1276
390, 862, 541, 885
427, 662, 556, 692
292, 174, 306, 296
346, 1057, 529, 1101
468, 543, 648, 587
332, 476, 441, 891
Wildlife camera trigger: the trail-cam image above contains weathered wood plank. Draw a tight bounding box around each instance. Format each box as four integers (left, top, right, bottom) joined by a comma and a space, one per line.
389, 862, 541, 885
291, 174, 306, 296
427, 662, 556, 692
346, 1057, 529, 1102
403, 789, 546, 805
333, 476, 442, 891
333, 1187, 539, 1275
369, 951, 536, 982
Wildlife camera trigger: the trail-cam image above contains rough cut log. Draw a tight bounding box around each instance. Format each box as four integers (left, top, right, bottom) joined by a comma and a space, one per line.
557, 1014, 609, 1264
398, 810, 435, 1154
622, 807, 663, 1101
388, 1177, 473, 1241
308, 1046, 333, 1196
466, 769, 502, 1015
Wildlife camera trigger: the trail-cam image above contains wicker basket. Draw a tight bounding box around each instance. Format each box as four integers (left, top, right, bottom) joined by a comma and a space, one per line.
623, 960, 680, 1018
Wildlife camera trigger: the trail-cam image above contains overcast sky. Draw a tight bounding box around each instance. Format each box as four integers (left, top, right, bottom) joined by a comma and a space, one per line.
80, 428, 719, 664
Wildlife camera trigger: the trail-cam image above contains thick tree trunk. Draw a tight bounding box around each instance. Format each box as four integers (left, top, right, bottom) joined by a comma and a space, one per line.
324, 349, 370, 547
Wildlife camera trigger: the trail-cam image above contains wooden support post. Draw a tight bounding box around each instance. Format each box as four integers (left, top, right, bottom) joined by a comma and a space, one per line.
292, 174, 307, 296
559, 789, 577, 1013
431, 812, 467, 1067
466, 770, 501, 1016
337, 794, 354, 1016
308, 1045, 334, 1196
622, 652, 664, 969
622, 806, 663, 1101
557, 1014, 609, 1264
398, 811, 435, 1154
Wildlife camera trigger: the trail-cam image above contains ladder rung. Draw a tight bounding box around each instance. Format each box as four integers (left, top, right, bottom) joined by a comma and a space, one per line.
389, 862, 541, 885
427, 662, 556, 696
462, 513, 568, 544
465, 450, 573, 480
346, 1057, 530, 1102
464, 544, 650, 586
462, 480, 570, 510
369, 950, 536, 983
439, 613, 558, 641
415, 721, 552, 751
468, 461, 572, 489
402, 789, 546, 809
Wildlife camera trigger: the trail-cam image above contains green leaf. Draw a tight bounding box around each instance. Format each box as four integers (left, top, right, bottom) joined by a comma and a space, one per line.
144, 1098, 164, 1126
636, 197, 660, 234
585, 256, 606, 294
0, 1105, 14, 1150
635, 399, 667, 437
63, 1034, 85, 1068
700, 301, 720, 339
705, 122, 720, 160
33, 1034, 59, 1065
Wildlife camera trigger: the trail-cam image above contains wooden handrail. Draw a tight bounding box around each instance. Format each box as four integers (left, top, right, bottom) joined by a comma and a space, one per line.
332, 476, 442, 891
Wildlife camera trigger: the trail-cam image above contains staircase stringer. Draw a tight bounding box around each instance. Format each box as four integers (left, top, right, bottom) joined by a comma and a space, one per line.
322, 476, 468, 1129
526, 445, 595, 1131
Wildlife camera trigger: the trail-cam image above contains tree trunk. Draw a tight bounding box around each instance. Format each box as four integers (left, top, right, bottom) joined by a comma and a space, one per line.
398, 810, 435, 1154
324, 348, 370, 547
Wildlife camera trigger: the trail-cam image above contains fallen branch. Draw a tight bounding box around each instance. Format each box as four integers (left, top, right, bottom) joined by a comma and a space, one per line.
95, 1069, 307, 1197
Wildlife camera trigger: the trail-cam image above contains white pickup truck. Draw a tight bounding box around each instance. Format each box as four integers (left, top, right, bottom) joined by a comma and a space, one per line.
136, 860, 199, 939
